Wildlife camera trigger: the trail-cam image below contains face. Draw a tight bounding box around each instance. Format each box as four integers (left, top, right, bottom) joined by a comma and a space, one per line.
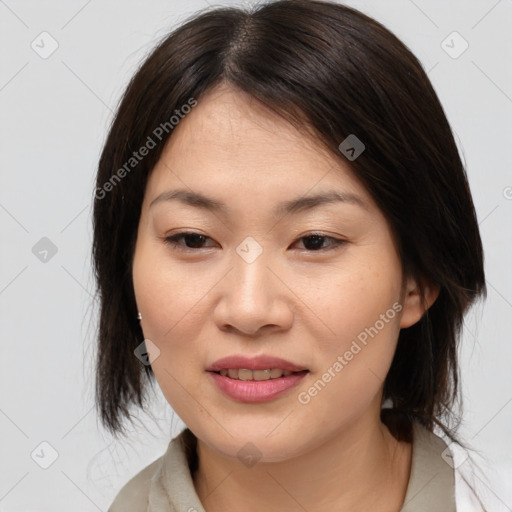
132, 83, 421, 462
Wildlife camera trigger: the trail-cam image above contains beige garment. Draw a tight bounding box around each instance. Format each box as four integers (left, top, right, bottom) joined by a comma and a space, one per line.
108, 421, 456, 512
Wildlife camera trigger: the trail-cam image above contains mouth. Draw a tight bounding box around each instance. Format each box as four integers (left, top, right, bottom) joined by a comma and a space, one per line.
209, 368, 309, 381
206, 355, 309, 401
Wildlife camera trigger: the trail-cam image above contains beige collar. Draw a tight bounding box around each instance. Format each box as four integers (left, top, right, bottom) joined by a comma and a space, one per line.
399, 421, 456, 511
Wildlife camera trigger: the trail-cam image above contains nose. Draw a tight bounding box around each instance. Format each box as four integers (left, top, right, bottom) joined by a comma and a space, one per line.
212, 247, 294, 337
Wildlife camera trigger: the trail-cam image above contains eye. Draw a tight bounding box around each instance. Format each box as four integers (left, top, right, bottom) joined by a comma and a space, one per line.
164, 231, 347, 253
164, 232, 217, 252
292, 233, 347, 252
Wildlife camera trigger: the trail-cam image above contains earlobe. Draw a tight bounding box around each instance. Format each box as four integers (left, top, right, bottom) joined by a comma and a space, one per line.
399, 275, 440, 329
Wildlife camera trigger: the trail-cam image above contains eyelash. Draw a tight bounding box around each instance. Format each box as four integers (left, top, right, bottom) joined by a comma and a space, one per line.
163, 231, 347, 253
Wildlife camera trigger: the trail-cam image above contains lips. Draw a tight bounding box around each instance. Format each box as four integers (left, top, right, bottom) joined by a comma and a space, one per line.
208, 367, 309, 403
207, 354, 308, 373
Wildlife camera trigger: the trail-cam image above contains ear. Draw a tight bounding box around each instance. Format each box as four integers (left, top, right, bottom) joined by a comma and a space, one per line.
399, 274, 440, 329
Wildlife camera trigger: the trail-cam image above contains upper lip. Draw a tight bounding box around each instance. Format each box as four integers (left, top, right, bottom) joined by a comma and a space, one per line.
207, 355, 308, 372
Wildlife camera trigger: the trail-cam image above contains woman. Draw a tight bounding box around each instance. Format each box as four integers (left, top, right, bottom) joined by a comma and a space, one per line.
92, 1, 487, 510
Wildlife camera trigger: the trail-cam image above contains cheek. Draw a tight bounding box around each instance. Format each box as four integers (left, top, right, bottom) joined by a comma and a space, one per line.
132, 245, 210, 422
297, 252, 402, 349
132, 239, 209, 380
133, 236, 201, 331
296, 288, 402, 431
298, 249, 403, 399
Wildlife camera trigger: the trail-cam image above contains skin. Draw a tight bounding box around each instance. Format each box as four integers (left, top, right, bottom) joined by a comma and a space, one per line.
132, 82, 439, 512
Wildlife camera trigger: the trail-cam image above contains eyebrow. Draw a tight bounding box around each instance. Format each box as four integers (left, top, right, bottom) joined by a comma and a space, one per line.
149, 188, 368, 216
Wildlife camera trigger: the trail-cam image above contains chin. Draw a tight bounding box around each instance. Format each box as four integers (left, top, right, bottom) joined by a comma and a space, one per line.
190, 419, 318, 465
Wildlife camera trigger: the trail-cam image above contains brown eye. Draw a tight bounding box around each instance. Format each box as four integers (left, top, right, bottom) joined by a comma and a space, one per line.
164, 232, 216, 251
293, 233, 347, 252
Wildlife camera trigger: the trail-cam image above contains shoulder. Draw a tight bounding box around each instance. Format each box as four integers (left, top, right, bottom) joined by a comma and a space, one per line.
400, 421, 456, 512
106, 428, 196, 512
107, 455, 164, 512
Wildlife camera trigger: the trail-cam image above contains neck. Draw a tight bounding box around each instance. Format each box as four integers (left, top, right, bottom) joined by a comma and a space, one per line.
192, 410, 412, 512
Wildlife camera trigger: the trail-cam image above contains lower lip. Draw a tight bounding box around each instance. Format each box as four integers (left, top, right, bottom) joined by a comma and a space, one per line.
207, 371, 308, 403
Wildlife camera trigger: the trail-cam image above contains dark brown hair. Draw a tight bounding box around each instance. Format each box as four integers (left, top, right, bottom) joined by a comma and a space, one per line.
92, 0, 486, 447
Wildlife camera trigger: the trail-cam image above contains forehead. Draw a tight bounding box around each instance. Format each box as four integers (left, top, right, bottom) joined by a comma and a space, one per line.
145, 83, 371, 210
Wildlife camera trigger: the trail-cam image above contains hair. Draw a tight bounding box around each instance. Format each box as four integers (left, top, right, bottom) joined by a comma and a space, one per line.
92, 0, 486, 453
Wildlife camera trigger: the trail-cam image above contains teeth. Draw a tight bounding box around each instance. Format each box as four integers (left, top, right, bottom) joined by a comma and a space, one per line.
218, 368, 295, 380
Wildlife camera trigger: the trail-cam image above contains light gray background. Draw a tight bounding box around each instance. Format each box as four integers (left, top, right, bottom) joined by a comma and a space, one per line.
1, 0, 511, 510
